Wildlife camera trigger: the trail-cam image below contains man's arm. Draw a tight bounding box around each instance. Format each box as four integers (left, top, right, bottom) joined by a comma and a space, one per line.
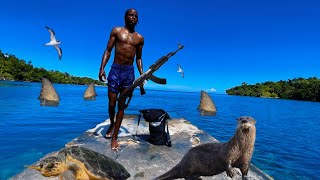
99, 28, 117, 82
136, 36, 145, 90
135, 36, 144, 75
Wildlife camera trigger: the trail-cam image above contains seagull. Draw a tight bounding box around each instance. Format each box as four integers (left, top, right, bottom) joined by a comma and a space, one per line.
44, 26, 62, 60
177, 64, 184, 78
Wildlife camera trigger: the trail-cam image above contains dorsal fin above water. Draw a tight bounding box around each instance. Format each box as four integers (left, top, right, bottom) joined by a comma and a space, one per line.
198, 90, 216, 116
38, 78, 60, 106
83, 82, 97, 100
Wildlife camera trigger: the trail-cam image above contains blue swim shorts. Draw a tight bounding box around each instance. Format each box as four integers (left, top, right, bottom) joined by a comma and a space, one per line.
107, 63, 135, 94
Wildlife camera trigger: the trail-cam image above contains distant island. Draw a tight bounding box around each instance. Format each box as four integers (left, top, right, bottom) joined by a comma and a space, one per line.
0, 50, 104, 86
226, 78, 320, 102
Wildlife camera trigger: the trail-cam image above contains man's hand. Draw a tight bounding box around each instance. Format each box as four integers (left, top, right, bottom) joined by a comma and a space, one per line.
99, 70, 106, 82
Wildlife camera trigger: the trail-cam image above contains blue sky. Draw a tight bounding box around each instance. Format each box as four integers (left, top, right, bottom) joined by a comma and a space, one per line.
1, 0, 320, 93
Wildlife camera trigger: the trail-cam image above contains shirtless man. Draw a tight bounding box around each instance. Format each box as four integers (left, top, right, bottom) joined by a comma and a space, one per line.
98, 8, 144, 150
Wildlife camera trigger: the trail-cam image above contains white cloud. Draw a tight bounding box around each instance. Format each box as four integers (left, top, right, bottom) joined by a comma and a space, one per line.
206, 88, 217, 93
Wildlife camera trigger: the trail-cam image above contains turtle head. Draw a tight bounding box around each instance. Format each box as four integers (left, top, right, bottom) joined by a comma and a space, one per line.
26, 156, 66, 177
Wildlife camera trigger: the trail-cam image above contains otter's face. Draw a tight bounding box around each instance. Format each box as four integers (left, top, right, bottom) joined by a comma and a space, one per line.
237, 116, 256, 133
27, 156, 65, 177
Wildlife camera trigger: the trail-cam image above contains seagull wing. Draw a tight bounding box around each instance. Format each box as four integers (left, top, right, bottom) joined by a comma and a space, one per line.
54, 45, 62, 60
177, 64, 184, 78
45, 26, 56, 41
177, 64, 183, 72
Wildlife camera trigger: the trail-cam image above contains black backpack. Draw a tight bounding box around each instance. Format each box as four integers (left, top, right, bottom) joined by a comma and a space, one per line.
138, 109, 171, 147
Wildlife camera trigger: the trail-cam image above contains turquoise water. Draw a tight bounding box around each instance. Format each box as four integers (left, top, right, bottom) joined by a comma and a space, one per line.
0, 81, 319, 180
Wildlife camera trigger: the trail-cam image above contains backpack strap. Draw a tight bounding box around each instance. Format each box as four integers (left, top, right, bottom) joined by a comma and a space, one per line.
136, 113, 142, 136
165, 115, 172, 147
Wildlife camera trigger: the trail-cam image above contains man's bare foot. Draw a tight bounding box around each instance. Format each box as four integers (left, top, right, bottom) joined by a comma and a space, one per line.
105, 123, 114, 139
111, 138, 121, 151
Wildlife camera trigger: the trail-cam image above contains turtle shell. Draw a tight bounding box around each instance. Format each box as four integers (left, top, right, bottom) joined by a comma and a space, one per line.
59, 146, 130, 179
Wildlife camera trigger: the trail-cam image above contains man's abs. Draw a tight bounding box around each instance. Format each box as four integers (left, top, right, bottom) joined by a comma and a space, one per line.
114, 42, 137, 65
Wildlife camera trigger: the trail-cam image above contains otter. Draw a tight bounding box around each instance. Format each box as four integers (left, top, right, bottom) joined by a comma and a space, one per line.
155, 116, 256, 180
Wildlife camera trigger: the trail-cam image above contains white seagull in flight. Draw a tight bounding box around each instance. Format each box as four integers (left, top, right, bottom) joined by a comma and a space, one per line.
177, 64, 184, 78
44, 26, 62, 60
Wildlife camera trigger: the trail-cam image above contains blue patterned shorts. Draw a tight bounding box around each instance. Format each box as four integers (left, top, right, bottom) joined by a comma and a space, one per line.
107, 63, 135, 94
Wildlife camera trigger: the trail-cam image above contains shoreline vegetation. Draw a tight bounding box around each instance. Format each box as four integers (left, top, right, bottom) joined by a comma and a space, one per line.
2, 50, 320, 102
0, 50, 104, 86
226, 78, 320, 102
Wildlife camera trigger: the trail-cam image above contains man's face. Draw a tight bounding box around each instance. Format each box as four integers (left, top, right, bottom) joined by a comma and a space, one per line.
126, 10, 138, 26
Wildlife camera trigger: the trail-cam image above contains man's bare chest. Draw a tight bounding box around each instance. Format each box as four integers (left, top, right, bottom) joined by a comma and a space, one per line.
117, 32, 140, 46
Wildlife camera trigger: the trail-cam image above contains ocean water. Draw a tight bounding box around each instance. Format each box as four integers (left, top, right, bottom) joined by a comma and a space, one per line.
0, 81, 319, 180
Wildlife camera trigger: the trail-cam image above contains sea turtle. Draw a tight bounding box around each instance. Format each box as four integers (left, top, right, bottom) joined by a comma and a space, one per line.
27, 146, 130, 180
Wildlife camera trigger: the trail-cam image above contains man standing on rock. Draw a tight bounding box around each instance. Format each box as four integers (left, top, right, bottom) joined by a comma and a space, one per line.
98, 8, 144, 150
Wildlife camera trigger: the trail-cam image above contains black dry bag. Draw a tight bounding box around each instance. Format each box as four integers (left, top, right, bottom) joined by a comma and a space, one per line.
138, 109, 171, 147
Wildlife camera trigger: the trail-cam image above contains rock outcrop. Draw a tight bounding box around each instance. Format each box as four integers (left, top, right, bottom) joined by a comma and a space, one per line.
11, 115, 272, 180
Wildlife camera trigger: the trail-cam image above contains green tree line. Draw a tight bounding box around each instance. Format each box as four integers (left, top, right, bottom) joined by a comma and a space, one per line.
0, 50, 104, 85
226, 77, 320, 102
